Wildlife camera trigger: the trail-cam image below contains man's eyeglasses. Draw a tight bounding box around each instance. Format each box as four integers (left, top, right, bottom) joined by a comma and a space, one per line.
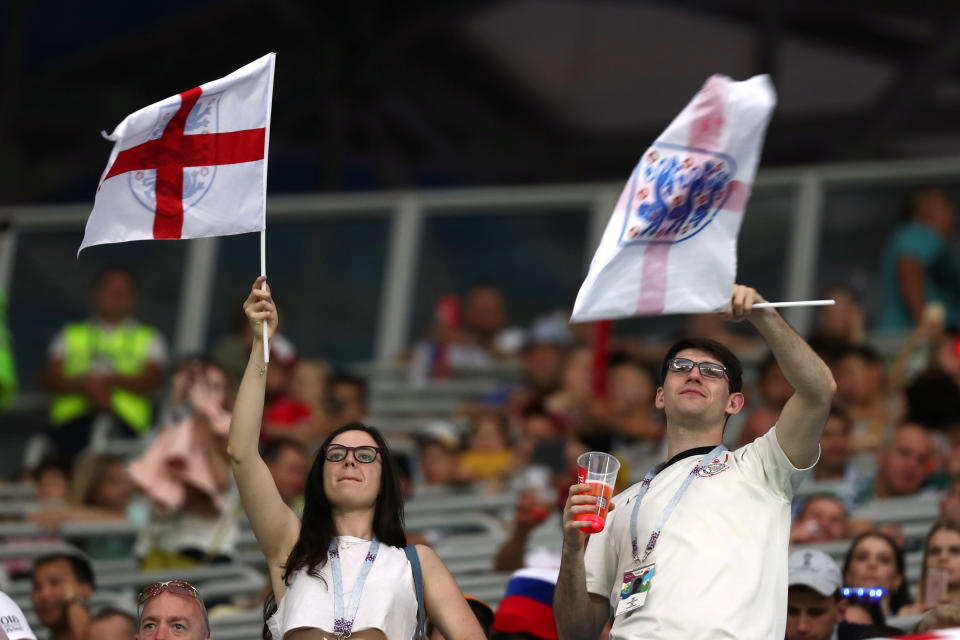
325, 444, 380, 464
667, 357, 728, 380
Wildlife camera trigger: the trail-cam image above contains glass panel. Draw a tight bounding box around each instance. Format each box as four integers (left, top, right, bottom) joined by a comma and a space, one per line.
816, 182, 960, 325
9, 233, 185, 393
207, 217, 390, 368
409, 210, 590, 344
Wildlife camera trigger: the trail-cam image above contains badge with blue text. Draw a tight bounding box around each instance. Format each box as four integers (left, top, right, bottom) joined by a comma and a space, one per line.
616, 563, 655, 616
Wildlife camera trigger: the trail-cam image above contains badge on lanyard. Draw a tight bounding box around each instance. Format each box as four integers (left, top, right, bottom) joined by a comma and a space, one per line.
615, 563, 655, 616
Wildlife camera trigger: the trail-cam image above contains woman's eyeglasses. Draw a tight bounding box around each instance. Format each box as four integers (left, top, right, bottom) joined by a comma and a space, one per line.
667, 357, 728, 380
325, 444, 380, 464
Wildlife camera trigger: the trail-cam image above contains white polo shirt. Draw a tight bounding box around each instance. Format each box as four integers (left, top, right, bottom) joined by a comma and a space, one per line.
0, 592, 35, 640
585, 426, 813, 639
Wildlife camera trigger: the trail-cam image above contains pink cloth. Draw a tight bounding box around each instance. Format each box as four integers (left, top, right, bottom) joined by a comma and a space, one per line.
128, 406, 230, 513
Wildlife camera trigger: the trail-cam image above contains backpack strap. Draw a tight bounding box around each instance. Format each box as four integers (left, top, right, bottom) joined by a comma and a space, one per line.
404, 544, 426, 640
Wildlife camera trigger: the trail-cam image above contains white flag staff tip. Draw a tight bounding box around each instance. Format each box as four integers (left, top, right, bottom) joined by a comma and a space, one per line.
261, 230, 269, 364
752, 300, 835, 309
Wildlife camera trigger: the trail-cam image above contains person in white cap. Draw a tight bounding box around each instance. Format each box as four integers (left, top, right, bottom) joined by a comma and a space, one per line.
786, 549, 846, 640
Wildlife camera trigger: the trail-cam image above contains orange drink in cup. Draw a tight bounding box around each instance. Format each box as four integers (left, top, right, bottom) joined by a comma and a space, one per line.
575, 452, 620, 533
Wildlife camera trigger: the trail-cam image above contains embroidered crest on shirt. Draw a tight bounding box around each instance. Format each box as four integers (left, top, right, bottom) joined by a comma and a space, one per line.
696, 453, 730, 478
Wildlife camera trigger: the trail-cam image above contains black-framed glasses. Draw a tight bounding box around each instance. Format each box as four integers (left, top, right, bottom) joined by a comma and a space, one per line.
667, 357, 727, 380
325, 444, 381, 464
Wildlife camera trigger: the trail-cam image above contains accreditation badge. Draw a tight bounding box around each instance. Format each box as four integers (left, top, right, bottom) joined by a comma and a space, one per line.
615, 563, 654, 616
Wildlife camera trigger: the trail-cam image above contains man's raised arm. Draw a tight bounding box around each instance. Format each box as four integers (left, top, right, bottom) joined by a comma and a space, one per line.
727, 285, 836, 467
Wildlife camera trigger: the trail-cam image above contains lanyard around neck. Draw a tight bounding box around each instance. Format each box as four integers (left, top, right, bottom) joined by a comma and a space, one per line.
630, 445, 726, 563
329, 536, 380, 640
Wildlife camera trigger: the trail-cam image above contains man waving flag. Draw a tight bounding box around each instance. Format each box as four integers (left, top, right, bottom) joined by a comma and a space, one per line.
571, 74, 776, 321
79, 53, 275, 254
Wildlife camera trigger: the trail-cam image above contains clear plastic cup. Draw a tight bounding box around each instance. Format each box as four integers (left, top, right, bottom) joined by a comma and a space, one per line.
575, 452, 620, 533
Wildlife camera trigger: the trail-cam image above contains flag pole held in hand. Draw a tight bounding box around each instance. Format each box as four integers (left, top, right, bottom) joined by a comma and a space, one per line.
752, 300, 835, 309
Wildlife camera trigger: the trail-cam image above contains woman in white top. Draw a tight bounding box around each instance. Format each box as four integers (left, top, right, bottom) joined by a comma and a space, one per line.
229, 278, 485, 640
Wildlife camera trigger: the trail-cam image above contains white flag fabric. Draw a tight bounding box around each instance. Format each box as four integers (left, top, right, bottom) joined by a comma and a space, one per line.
79, 53, 275, 254
571, 74, 776, 321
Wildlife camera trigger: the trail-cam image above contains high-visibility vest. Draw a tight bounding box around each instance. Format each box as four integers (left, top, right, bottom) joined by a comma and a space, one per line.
49, 322, 157, 432
0, 291, 15, 410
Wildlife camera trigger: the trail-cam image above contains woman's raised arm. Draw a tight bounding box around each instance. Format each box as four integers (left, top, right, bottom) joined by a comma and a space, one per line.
227, 278, 300, 565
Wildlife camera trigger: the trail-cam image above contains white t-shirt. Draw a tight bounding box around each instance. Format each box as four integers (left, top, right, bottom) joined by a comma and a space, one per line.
0, 592, 36, 640
267, 537, 418, 640
584, 426, 813, 640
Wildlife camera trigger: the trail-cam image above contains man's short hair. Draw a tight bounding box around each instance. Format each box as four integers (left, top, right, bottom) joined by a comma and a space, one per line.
660, 338, 743, 393
33, 552, 96, 589
91, 607, 137, 636
94, 266, 138, 292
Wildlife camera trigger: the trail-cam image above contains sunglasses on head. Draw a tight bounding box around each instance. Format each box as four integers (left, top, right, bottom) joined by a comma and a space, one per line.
325, 444, 380, 464
667, 357, 728, 380
138, 580, 208, 634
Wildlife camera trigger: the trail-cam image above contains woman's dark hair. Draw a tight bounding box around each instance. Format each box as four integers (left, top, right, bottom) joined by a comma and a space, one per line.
262, 422, 406, 638
660, 337, 743, 393
842, 531, 913, 614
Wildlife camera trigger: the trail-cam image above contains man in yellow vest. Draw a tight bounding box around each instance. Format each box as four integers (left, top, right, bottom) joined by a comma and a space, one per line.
43, 267, 167, 455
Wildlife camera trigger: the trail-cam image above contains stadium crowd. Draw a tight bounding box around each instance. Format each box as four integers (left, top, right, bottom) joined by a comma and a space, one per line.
2, 187, 960, 638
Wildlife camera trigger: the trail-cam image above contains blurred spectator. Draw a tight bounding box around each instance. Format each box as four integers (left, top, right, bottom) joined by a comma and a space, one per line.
514, 409, 562, 468
842, 598, 884, 627
833, 345, 903, 453
0, 283, 16, 410
32, 458, 70, 503
545, 347, 608, 450
790, 495, 868, 544
861, 422, 934, 502
494, 467, 559, 573
786, 549, 845, 640
29, 454, 140, 559
417, 422, 464, 487
428, 595, 495, 640
327, 373, 368, 428
130, 358, 240, 567
463, 283, 525, 357
87, 607, 136, 640
460, 412, 514, 486
815, 405, 854, 481
809, 286, 867, 347
603, 358, 663, 446
738, 355, 794, 447
262, 437, 309, 510
263, 359, 333, 447
842, 531, 912, 616
409, 293, 493, 384
31, 553, 95, 640
900, 521, 960, 616
42, 267, 167, 455
878, 187, 960, 331
491, 568, 559, 640
905, 326, 960, 430
515, 312, 573, 408
914, 603, 960, 633
210, 302, 253, 383
0, 589, 37, 639
940, 476, 960, 526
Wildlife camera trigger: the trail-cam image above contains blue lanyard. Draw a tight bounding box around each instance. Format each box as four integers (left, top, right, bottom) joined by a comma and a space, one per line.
630, 446, 726, 563
329, 536, 380, 640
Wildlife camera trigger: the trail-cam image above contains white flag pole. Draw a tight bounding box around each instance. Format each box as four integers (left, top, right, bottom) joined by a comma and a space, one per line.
259, 53, 276, 366
752, 300, 835, 309
261, 230, 269, 364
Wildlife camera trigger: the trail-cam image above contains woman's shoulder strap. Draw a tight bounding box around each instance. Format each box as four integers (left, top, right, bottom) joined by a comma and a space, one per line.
404, 544, 426, 640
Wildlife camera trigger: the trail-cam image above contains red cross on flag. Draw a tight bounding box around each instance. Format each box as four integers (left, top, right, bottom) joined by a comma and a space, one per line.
79, 53, 275, 254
